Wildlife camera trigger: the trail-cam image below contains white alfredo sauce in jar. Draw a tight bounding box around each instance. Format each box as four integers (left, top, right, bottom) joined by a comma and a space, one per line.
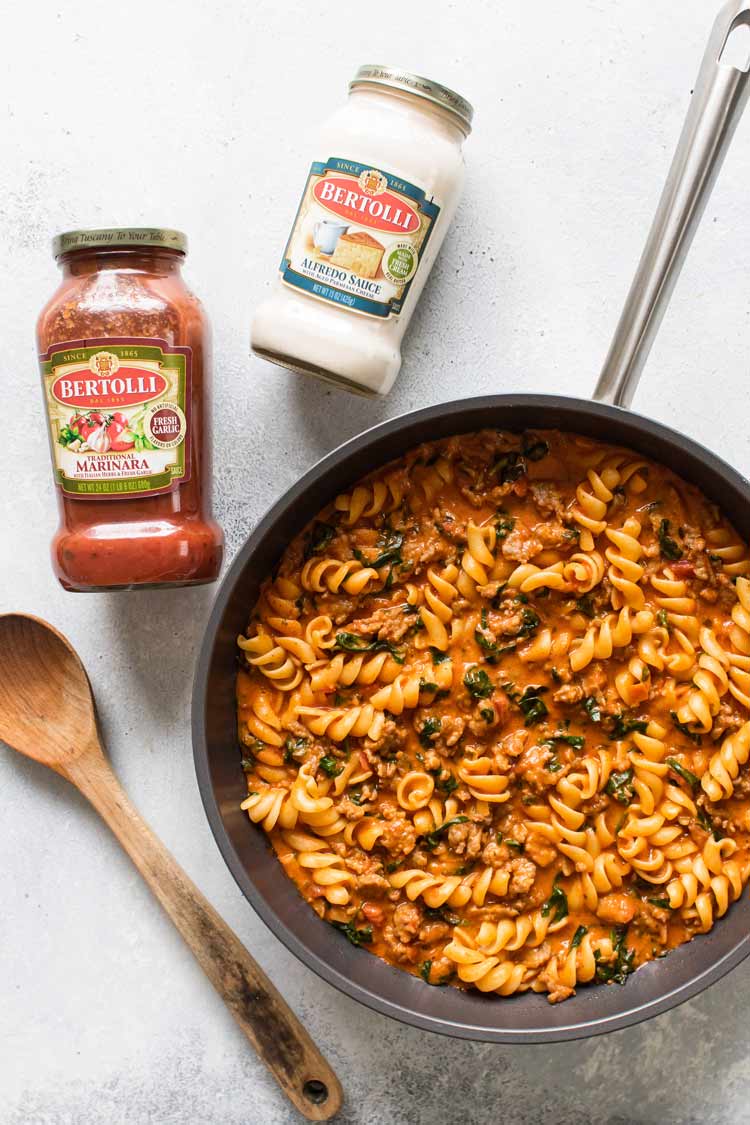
251, 65, 473, 396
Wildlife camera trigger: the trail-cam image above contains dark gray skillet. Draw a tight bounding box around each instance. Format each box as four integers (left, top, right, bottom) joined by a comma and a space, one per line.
194, 2, 750, 1043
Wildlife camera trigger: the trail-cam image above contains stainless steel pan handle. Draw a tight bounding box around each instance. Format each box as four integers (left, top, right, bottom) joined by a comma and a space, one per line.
594, 0, 750, 407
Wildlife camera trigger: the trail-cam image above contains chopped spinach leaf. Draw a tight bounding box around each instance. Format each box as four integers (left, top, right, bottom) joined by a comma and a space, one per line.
583, 696, 602, 723
609, 713, 648, 740
493, 450, 526, 484
422, 815, 469, 850
670, 711, 702, 745
575, 594, 596, 619
542, 733, 585, 751
523, 439, 550, 462
647, 896, 671, 909
370, 529, 404, 569
319, 756, 343, 778
495, 516, 516, 539
502, 681, 549, 726
480, 706, 495, 723
333, 921, 373, 947
696, 806, 724, 840
474, 607, 539, 657
420, 961, 433, 983
658, 519, 683, 561
303, 521, 335, 559
656, 609, 669, 630
284, 735, 309, 763
464, 667, 494, 699
605, 768, 635, 805
424, 905, 462, 926
334, 632, 404, 662
429, 646, 450, 664
595, 928, 635, 985
419, 717, 442, 748
667, 757, 699, 790
542, 879, 568, 923
433, 770, 458, 795
571, 925, 588, 949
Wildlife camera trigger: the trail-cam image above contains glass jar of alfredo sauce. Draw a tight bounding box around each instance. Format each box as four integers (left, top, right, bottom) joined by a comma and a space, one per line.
251, 65, 473, 396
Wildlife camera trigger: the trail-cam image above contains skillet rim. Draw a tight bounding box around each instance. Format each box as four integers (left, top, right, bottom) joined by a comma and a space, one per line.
193, 392, 750, 1043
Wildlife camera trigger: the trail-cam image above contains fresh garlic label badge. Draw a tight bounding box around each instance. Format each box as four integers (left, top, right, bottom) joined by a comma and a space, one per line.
39, 339, 192, 497
280, 157, 441, 319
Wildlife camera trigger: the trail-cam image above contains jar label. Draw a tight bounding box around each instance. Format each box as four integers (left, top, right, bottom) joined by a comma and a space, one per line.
280, 157, 441, 318
39, 337, 191, 498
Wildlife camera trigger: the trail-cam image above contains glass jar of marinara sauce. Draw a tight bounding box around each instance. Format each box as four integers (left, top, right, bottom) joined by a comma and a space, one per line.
37, 228, 224, 591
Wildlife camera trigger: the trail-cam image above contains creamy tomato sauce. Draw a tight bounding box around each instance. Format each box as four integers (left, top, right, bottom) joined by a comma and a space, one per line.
236, 429, 750, 1002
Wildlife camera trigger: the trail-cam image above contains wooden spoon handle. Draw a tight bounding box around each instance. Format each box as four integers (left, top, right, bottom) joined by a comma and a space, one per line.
65, 753, 343, 1121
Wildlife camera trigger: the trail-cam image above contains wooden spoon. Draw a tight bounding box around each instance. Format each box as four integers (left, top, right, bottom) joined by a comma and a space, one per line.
0, 613, 343, 1121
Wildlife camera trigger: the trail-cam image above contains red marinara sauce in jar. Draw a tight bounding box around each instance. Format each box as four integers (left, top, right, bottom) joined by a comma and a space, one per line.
37, 228, 224, 591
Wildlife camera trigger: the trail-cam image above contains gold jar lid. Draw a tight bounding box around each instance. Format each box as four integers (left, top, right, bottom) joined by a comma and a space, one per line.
52, 227, 187, 258
350, 64, 473, 133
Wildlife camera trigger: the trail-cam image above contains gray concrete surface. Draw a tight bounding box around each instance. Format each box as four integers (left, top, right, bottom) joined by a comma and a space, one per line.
3, 1, 750, 1122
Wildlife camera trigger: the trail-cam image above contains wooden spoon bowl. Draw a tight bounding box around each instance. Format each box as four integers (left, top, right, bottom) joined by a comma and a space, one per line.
0, 613, 342, 1121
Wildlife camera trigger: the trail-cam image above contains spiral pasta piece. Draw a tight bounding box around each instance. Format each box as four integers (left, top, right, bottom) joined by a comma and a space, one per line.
615, 656, 651, 707
637, 625, 696, 680
508, 560, 568, 593
410, 456, 454, 509
457, 757, 511, 803
389, 868, 475, 909
605, 517, 645, 610
628, 722, 669, 816
569, 466, 620, 550
724, 575, 750, 707
416, 564, 459, 651
281, 830, 354, 905
301, 557, 382, 596
562, 550, 605, 593
411, 795, 463, 836
241, 787, 298, 832
331, 752, 373, 795
238, 681, 285, 748
443, 927, 535, 994
569, 607, 654, 673
237, 629, 303, 690
701, 721, 750, 801
342, 818, 387, 850
674, 628, 731, 733
518, 627, 572, 664
456, 521, 497, 598
706, 527, 750, 577
296, 703, 385, 742
288, 762, 346, 837
307, 650, 401, 693
535, 933, 600, 993
369, 673, 423, 715
334, 471, 405, 524
258, 575, 303, 635
666, 842, 745, 931
651, 570, 699, 644
396, 771, 435, 810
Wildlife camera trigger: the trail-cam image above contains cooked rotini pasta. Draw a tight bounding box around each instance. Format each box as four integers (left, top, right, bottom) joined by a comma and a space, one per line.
236, 429, 750, 1004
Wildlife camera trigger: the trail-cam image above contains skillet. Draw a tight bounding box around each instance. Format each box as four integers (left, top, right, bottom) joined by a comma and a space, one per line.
193, 1, 750, 1042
